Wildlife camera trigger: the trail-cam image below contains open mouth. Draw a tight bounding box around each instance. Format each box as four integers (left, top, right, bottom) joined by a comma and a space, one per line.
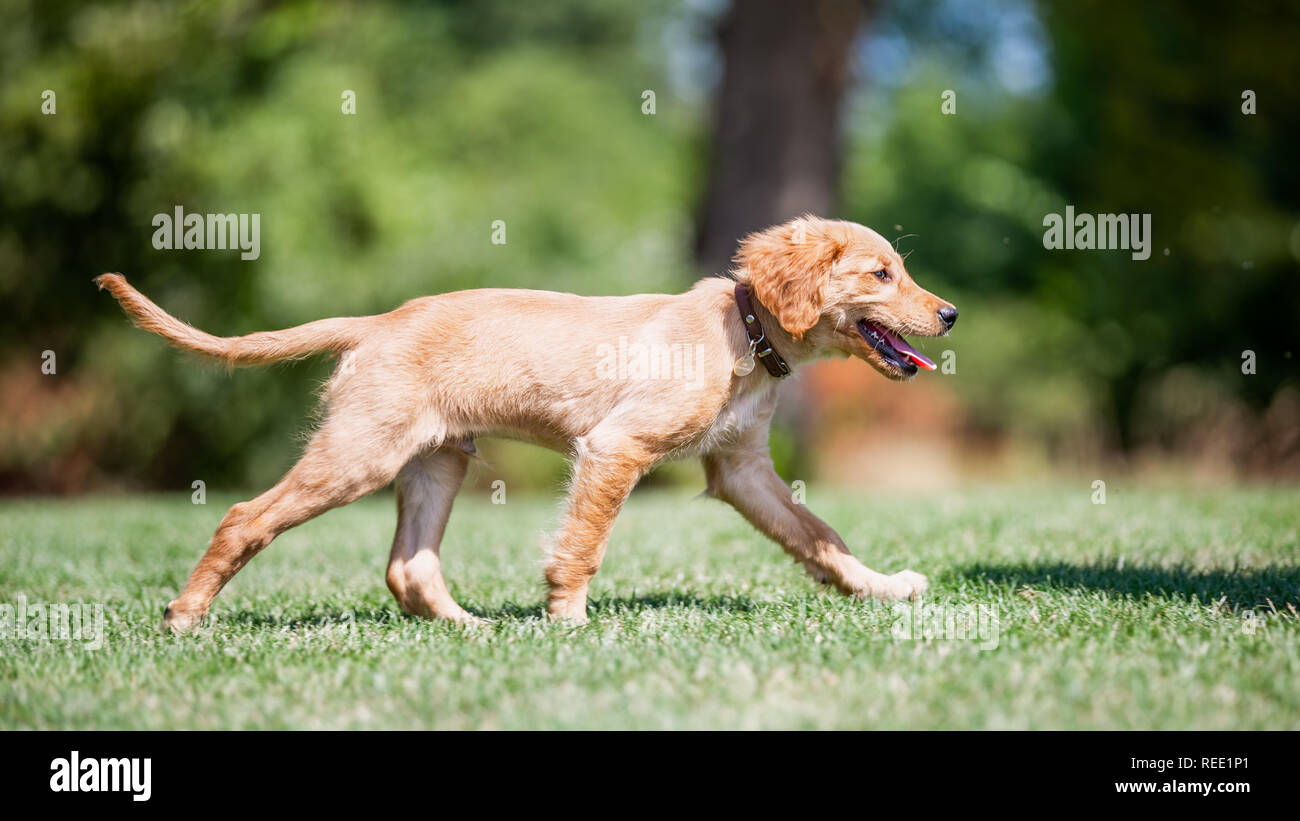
856, 318, 936, 373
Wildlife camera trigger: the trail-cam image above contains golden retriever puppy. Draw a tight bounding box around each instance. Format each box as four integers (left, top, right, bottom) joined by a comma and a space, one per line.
96, 215, 957, 630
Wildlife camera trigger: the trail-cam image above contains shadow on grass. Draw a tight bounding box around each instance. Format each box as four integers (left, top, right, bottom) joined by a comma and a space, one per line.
962, 561, 1300, 610
479, 591, 764, 621
219, 592, 766, 629
221, 605, 400, 630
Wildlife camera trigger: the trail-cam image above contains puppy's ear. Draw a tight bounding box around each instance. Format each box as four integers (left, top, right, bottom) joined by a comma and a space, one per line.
734, 216, 844, 340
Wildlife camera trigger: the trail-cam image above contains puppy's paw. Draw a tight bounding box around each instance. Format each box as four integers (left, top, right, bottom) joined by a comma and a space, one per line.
162, 601, 206, 635
855, 569, 928, 601
891, 569, 929, 600
444, 607, 487, 626
546, 597, 590, 625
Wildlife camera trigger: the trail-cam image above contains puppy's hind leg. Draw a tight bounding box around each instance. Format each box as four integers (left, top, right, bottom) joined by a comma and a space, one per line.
385, 444, 477, 624
164, 413, 417, 634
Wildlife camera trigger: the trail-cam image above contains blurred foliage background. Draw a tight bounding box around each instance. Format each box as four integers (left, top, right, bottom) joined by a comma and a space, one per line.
1, 0, 1297, 495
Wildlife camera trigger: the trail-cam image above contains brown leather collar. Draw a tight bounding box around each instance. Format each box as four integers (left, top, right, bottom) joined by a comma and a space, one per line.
734, 282, 791, 378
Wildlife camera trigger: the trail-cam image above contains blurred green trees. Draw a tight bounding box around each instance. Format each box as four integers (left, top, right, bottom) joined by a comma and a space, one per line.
842, 0, 1300, 464
2, 0, 697, 491
2, 0, 1297, 492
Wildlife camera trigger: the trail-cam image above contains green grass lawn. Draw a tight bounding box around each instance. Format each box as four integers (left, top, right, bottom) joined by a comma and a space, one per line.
1, 483, 1298, 729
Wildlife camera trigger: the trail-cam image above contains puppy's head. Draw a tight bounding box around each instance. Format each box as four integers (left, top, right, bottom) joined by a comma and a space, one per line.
735, 215, 957, 381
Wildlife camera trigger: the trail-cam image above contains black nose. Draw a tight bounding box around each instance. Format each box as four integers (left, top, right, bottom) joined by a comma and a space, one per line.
938, 305, 958, 329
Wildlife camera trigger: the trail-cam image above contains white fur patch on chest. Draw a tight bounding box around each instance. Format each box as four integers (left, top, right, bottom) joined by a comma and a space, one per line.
669, 382, 778, 459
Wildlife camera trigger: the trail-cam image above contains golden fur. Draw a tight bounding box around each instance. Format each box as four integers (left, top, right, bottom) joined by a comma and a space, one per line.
96, 216, 957, 630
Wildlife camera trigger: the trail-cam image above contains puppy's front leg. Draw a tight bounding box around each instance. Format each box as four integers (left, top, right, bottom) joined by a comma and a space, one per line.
702, 441, 927, 601
546, 434, 657, 623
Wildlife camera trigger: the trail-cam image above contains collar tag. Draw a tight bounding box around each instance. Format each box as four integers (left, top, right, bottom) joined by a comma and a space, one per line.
733, 283, 791, 379
733, 335, 757, 376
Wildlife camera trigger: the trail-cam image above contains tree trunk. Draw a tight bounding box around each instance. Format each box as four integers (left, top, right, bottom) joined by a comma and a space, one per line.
695, 0, 868, 275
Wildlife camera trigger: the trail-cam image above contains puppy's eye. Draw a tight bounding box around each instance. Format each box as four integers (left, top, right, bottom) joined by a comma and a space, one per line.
873, 269, 890, 282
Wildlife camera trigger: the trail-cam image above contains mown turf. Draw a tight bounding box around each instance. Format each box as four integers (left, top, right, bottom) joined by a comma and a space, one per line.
1, 483, 1297, 729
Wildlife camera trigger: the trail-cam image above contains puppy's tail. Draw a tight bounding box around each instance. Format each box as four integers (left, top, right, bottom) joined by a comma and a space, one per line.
95, 273, 366, 367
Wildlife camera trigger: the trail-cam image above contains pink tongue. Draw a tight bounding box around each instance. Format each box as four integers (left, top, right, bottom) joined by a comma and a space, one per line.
883, 329, 936, 370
